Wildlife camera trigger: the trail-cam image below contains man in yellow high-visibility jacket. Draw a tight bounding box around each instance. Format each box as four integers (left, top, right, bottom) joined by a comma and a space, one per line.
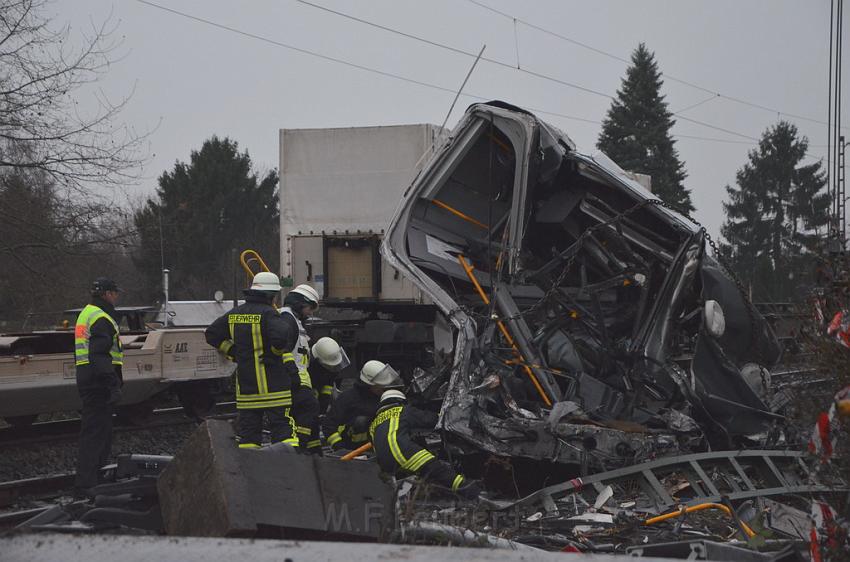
74, 277, 124, 498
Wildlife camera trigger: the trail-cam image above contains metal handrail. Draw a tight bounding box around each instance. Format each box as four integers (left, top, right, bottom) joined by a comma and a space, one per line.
239, 249, 270, 282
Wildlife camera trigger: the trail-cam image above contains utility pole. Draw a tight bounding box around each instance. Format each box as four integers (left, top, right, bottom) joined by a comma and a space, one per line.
162, 269, 170, 327
828, 0, 845, 254
840, 136, 847, 249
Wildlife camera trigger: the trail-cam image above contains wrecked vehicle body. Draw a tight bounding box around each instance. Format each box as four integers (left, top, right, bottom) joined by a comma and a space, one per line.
382, 101, 783, 469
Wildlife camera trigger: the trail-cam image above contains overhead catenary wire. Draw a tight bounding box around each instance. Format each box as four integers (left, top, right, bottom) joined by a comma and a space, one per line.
135, 0, 825, 159
464, 0, 848, 131
672, 93, 721, 116
293, 0, 613, 99
287, 0, 824, 156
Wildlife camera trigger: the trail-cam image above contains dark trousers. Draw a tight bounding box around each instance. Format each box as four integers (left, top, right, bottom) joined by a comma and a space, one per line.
417, 458, 462, 488
291, 387, 321, 452
75, 386, 115, 490
237, 407, 296, 447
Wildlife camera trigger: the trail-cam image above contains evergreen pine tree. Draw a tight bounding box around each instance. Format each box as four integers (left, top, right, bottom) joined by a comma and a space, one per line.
134, 137, 279, 300
597, 43, 693, 212
721, 121, 829, 300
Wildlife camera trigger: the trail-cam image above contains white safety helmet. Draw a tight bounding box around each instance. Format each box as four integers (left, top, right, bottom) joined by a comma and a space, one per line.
289, 284, 320, 308
379, 389, 407, 404
311, 337, 351, 372
250, 271, 283, 292
359, 360, 402, 387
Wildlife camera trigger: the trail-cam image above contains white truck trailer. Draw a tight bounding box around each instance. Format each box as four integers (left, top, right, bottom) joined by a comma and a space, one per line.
279, 124, 442, 301
278, 124, 444, 381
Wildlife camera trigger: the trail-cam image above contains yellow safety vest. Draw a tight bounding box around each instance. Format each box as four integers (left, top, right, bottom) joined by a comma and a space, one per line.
74, 304, 123, 366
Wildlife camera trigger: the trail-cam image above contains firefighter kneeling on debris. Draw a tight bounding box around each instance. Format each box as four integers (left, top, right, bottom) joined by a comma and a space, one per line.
205, 272, 299, 449
369, 390, 482, 499
310, 336, 351, 413
323, 360, 402, 451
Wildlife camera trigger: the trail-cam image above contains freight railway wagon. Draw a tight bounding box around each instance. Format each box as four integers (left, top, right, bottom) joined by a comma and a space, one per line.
0, 308, 234, 426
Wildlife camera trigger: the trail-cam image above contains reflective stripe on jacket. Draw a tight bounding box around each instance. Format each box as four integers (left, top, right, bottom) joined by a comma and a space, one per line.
322, 383, 379, 447
369, 404, 439, 475
75, 304, 123, 366
205, 295, 299, 409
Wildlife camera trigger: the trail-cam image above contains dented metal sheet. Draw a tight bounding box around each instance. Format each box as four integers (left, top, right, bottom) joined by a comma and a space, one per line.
382, 100, 786, 467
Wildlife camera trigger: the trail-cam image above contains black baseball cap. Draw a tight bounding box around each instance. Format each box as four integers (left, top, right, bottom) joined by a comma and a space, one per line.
91, 277, 121, 294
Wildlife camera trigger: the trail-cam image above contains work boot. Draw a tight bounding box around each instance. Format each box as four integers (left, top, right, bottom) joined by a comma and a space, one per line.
456, 479, 483, 500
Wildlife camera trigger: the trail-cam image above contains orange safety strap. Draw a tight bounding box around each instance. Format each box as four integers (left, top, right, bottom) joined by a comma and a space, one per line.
457, 254, 552, 406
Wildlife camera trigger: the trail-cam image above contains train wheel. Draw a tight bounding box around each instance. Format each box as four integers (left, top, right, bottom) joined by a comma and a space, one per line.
177, 381, 215, 420
6, 414, 38, 428
117, 402, 154, 426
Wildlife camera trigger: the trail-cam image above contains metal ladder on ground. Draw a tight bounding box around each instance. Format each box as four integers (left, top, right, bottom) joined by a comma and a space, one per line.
500, 449, 848, 514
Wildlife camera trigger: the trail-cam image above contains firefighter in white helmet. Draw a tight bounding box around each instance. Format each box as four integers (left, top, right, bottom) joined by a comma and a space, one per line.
205, 272, 300, 450
310, 336, 351, 412
279, 284, 322, 454
322, 359, 403, 451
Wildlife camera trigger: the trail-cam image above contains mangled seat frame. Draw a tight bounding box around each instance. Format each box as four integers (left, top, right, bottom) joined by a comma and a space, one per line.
383, 101, 783, 470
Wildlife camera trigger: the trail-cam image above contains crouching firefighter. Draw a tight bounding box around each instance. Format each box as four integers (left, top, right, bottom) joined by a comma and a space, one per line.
280, 284, 323, 454
369, 390, 482, 499
205, 272, 299, 449
310, 337, 351, 413
322, 360, 401, 451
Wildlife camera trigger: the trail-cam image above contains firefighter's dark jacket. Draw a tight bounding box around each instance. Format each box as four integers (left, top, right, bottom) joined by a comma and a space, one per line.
76, 296, 123, 389
369, 402, 438, 474
310, 361, 336, 398
205, 292, 299, 408
321, 382, 379, 447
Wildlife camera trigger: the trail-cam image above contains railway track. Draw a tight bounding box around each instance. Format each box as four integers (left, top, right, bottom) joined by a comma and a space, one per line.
0, 454, 174, 528
0, 402, 236, 449
0, 472, 78, 513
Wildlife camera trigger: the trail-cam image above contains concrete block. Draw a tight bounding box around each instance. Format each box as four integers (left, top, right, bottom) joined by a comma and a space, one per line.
157, 420, 395, 539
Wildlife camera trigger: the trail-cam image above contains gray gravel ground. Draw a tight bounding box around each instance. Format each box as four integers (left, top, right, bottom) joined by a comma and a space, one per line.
0, 423, 199, 482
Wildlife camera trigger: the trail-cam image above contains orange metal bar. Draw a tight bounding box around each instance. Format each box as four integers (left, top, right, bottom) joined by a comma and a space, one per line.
488, 133, 512, 154
644, 503, 755, 538
340, 442, 373, 461
504, 358, 564, 374
457, 254, 552, 407
431, 199, 489, 230
240, 249, 271, 281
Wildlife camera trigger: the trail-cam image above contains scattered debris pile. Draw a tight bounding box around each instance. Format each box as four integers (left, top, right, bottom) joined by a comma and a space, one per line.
391, 446, 847, 558
7, 454, 170, 533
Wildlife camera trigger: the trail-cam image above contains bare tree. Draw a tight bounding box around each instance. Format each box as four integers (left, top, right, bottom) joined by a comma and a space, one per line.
0, 159, 145, 327
0, 0, 146, 191
0, 0, 148, 325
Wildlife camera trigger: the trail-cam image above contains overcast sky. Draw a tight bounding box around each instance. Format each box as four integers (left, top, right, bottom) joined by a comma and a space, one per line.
54, 0, 846, 237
